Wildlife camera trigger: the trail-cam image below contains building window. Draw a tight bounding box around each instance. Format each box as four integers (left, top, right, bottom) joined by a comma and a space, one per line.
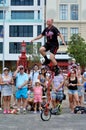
70, 4, 78, 20
0, 42, 3, 53
0, 25, 3, 37
11, 11, 34, 19
37, 0, 40, 6
59, 27, 68, 44
9, 42, 21, 53
11, 0, 34, 6
9, 42, 32, 54
70, 28, 79, 36
59, 4, 68, 20
38, 10, 40, 19
44, 0, 46, 6
9, 25, 33, 37
0, 0, 6, 4
0, 11, 3, 19
37, 25, 42, 35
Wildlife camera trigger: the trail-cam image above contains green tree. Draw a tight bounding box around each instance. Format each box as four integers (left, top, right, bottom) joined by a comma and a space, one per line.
27, 43, 33, 54
27, 43, 41, 64
67, 34, 86, 67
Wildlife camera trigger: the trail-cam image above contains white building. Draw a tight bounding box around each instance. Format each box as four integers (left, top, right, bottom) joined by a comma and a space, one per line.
0, 0, 45, 69
46, 0, 86, 53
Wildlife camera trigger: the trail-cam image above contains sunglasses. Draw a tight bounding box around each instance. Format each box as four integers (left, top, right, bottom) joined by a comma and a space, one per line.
20, 68, 24, 70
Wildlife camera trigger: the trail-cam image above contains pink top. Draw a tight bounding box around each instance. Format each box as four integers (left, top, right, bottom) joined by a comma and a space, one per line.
33, 86, 42, 96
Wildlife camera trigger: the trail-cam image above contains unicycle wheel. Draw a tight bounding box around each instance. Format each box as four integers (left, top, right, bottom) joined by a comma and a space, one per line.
40, 109, 51, 121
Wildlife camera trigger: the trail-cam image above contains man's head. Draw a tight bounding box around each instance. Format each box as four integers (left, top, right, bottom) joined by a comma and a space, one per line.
33, 64, 39, 72
19, 65, 24, 74
46, 19, 53, 27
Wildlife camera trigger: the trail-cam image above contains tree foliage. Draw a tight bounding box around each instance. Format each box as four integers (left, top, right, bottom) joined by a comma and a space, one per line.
27, 43, 41, 63
67, 34, 86, 67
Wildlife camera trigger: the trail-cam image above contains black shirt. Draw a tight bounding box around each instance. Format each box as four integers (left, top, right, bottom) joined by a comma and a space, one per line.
42, 25, 60, 44
68, 77, 78, 90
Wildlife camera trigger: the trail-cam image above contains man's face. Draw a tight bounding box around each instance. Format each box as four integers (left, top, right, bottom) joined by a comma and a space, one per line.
34, 65, 39, 71
19, 67, 24, 74
46, 19, 53, 26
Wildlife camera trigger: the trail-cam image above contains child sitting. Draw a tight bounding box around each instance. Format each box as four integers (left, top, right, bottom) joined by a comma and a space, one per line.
26, 86, 34, 111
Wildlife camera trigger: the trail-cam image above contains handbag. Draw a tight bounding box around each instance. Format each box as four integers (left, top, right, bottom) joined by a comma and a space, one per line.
63, 93, 66, 100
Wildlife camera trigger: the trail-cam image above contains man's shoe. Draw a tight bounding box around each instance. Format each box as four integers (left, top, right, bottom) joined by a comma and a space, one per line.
16, 109, 21, 114
33, 111, 37, 114
42, 59, 51, 65
23, 109, 27, 114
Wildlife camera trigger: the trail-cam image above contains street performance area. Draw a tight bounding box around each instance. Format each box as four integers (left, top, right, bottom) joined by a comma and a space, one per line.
0, 97, 86, 130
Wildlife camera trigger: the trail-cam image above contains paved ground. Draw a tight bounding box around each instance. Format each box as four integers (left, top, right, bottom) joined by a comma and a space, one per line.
0, 108, 86, 130
0, 90, 86, 130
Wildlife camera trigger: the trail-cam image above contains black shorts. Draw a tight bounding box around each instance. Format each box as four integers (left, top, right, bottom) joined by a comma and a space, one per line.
43, 42, 59, 54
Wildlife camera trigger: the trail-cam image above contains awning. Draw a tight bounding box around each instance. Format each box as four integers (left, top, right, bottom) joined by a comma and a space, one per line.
47, 54, 71, 60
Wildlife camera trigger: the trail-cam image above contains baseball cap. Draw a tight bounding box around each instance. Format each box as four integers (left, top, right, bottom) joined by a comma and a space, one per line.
3, 67, 9, 71
77, 63, 80, 66
72, 58, 76, 61
19, 65, 24, 69
35, 79, 41, 84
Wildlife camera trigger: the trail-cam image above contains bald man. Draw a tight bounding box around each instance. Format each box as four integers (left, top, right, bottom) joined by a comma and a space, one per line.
30, 19, 66, 75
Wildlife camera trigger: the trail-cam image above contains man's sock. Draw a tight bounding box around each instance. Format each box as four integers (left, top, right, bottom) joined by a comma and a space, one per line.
42, 56, 50, 65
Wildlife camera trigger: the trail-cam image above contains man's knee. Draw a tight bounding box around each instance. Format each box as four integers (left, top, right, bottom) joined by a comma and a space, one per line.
50, 53, 55, 59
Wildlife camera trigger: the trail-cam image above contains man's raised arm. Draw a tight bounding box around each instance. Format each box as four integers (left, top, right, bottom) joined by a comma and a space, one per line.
30, 34, 43, 43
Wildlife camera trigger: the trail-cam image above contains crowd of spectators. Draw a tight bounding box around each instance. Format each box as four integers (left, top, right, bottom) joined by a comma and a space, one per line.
0, 59, 86, 114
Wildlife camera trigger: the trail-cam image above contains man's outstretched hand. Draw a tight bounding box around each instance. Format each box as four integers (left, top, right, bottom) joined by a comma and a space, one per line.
62, 41, 66, 46
30, 40, 34, 43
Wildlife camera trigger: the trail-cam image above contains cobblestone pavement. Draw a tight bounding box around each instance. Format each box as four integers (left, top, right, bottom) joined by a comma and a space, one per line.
0, 90, 86, 130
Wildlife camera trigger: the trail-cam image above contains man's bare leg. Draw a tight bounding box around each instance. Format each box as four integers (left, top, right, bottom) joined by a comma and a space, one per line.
39, 47, 50, 65
50, 53, 60, 75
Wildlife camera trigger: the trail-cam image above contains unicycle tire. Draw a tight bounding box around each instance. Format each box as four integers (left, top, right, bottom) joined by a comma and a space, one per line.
40, 109, 51, 121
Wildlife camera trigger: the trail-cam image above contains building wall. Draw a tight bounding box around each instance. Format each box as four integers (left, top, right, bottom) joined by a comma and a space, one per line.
0, 0, 86, 64
0, 0, 45, 61
46, 0, 86, 53
81, 0, 86, 20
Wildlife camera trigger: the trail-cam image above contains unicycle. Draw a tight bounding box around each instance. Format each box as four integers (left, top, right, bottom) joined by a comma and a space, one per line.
40, 60, 60, 121
40, 65, 55, 121
40, 103, 51, 121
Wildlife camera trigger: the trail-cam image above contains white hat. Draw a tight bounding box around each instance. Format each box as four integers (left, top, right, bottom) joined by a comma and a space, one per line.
19, 65, 24, 69
3, 67, 9, 71
72, 58, 76, 61
35, 79, 41, 84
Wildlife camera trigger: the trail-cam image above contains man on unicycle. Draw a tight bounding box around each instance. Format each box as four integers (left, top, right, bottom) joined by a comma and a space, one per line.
30, 19, 66, 75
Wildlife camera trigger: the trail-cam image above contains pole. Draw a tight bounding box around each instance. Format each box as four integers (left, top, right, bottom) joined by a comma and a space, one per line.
2, 0, 5, 69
